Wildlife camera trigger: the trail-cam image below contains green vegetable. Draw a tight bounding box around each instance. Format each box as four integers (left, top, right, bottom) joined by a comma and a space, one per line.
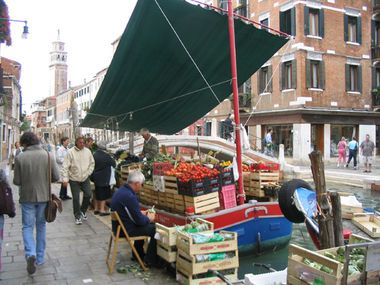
336, 247, 345, 256
324, 252, 336, 260
320, 266, 333, 274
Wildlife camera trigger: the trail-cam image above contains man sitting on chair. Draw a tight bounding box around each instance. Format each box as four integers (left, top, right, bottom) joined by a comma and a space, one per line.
110, 171, 157, 267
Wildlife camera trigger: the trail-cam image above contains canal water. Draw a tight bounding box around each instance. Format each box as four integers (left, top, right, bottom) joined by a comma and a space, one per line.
237, 182, 380, 278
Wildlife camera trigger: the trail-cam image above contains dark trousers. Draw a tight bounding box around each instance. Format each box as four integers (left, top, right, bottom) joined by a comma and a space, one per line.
69, 178, 92, 219
347, 149, 357, 167
128, 224, 157, 265
59, 183, 67, 198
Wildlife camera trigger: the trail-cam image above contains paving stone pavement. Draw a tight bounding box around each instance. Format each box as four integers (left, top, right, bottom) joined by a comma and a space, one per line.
0, 162, 177, 285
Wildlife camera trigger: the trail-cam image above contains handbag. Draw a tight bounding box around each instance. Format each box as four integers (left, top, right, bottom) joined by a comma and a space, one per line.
0, 172, 16, 217
45, 151, 63, 223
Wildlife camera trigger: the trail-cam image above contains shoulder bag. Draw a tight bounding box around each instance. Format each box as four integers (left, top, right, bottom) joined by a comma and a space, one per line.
45, 151, 63, 222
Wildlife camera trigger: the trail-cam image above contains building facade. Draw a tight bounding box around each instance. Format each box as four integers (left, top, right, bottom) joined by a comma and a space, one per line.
0, 57, 22, 161
213, 0, 380, 162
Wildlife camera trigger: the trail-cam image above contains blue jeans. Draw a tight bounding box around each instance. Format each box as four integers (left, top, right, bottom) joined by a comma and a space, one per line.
21, 203, 47, 265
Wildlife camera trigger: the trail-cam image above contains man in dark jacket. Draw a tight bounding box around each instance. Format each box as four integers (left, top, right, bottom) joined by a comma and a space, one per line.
110, 171, 157, 266
91, 141, 116, 216
13, 132, 60, 275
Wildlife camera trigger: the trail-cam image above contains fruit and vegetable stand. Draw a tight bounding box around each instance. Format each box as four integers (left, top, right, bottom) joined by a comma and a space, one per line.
287, 234, 380, 285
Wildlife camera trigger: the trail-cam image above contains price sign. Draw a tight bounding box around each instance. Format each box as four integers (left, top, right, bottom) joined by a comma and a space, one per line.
366, 242, 380, 272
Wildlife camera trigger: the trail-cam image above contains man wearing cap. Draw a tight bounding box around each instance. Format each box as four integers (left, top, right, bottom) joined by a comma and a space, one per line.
139, 128, 159, 160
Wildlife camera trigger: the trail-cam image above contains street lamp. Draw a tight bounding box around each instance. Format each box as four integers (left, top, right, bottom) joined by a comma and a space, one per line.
0, 18, 29, 39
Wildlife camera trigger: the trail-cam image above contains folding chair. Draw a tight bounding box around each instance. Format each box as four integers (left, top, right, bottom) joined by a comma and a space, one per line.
106, 211, 149, 273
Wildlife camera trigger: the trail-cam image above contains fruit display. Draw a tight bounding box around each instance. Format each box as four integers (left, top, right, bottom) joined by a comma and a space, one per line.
179, 220, 210, 233
164, 162, 219, 183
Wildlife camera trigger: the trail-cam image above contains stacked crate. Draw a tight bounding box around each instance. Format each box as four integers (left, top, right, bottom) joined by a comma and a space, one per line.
176, 230, 239, 285
139, 184, 158, 206
243, 172, 280, 198
164, 176, 186, 213
120, 163, 142, 184
155, 219, 213, 263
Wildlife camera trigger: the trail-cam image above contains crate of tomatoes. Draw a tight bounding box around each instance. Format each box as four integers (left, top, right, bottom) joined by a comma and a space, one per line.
165, 162, 220, 197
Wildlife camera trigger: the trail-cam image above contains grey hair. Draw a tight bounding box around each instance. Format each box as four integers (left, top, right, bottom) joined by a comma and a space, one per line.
140, 128, 150, 135
127, 170, 145, 184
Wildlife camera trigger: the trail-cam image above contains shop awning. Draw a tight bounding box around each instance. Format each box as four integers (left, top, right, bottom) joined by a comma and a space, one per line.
81, 0, 288, 134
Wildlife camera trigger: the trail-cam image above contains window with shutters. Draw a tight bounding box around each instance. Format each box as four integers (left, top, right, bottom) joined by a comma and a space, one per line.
280, 8, 296, 36
258, 66, 272, 94
346, 64, 362, 92
344, 15, 361, 44
348, 17, 357, 42
311, 61, 319, 88
284, 62, 293, 90
309, 9, 319, 36
306, 59, 325, 90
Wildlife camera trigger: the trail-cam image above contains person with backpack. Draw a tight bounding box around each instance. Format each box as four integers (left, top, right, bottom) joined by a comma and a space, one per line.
0, 168, 16, 273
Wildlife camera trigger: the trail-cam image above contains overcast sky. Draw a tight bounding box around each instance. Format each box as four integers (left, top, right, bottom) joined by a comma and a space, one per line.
1, 0, 137, 113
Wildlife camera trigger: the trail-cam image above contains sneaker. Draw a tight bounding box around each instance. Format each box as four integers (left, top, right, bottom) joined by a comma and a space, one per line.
81, 212, 88, 221
337, 164, 340, 167
75, 218, 82, 225
26, 255, 36, 275
354, 166, 358, 170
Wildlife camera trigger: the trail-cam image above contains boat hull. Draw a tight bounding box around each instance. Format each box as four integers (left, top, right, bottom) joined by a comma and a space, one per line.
143, 201, 292, 254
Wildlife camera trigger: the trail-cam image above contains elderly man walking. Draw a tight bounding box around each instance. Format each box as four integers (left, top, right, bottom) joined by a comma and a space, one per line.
360, 134, 375, 173
13, 132, 60, 275
62, 137, 95, 225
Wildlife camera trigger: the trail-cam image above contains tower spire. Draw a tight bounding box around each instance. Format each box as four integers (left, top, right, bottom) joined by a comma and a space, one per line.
57, 29, 60, 41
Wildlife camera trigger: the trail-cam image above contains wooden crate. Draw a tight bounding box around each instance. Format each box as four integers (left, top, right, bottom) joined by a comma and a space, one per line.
184, 192, 220, 214
287, 244, 344, 285
120, 163, 142, 180
157, 241, 177, 263
176, 267, 238, 285
164, 176, 179, 194
352, 213, 380, 238
176, 231, 238, 256
243, 172, 279, 198
243, 172, 280, 188
156, 219, 214, 247
176, 249, 239, 275
288, 242, 379, 285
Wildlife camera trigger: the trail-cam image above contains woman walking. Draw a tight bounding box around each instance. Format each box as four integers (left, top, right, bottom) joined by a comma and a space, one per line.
337, 137, 347, 167
91, 141, 116, 216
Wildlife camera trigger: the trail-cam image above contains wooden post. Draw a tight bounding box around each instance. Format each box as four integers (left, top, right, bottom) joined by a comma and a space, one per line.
129, 132, 134, 154
330, 191, 344, 246
309, 150, 335, 249
196, 137, 202, 163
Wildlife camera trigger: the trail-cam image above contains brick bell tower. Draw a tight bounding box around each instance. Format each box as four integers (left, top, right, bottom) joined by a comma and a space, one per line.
49, 29, 68, 97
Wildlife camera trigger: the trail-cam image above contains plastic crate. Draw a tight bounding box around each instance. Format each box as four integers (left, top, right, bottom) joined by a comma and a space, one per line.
220, 169, 234, 186
177, 179, 208, 197
153, 162, 173, 176
219, 185, 237, 209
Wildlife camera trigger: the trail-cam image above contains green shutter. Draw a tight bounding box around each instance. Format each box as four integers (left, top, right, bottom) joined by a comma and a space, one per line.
304, 6, 309, 36
280, 11, 285, 33
268, 65, 273, 92
345, 64, 350, 91
280, 63, 284, 91
258, 69, 263, 94
372, 67, 376, 89
357, 17, 362, 44
358, 65, 362, 93
344, 14, 348, 42
319, 61, 325, 90
319, 9, 324, 38
306, 59, 311, 88
291, 7, 296, 36
292, 59, 297, 89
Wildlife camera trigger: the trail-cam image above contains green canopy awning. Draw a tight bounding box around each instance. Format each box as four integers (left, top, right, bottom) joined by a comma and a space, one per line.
81, 0, 288, 134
